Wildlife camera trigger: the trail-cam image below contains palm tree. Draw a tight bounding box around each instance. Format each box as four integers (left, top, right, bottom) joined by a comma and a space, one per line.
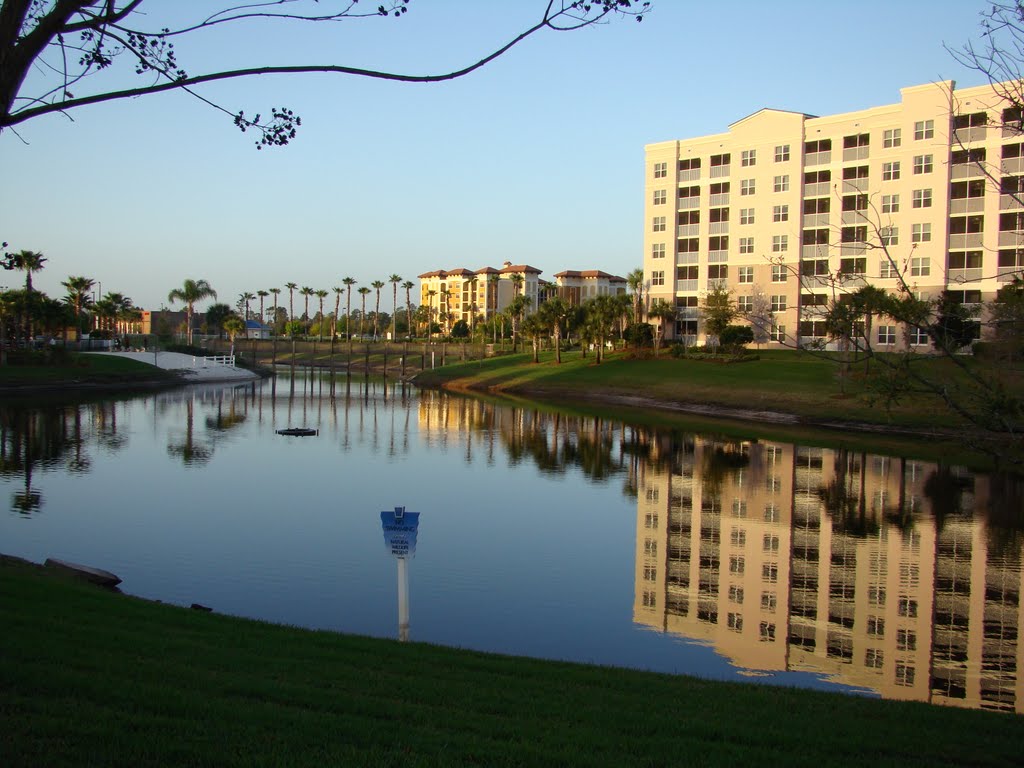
389, 274, 402, 342
487, 273, 500, 343
357, 286, 371, 339
257, 290, 269, 325
6, 250, 46, 342
238, 291, 255, 321
315, 289, 329, 341
850, 284, 890, 372
343, 277, 357, 348
224, 315, 246, 355
300, 286, 314, 333
468, 276, 479, 339
284, 282, 298, 323
426, 289, 438, 341
332, 286, 343, 341
402, 280, 415, 339
506, 294, 531, 353
510, 273, 524, 298
61, 275, 95, 339
626, 267, 645, 324
537, 296, 571, 363
371, 279, 385, 340
167, 278, 217, 345
268, 288, 281, 331
648, 298, 676, 356
521, 313, 545, 363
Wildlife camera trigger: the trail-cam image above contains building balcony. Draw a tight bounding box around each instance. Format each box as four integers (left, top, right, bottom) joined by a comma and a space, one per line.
708, 249, 729, 263
709, 193, 730, 207
954, 125, 987, 144
805, 151, 831, 166
804, 182, 830, 197
709, 222, 729, 235
677, 224, 699, 237
710, 165, 731, 179
676, 279, 698, 292
951, 162, 986, 180
999, 194, 1024, 211
841, 179, 869, 194
948, 267, 984, 284
803, 213, 830, 228
949, 233, 984, 249
678, 168, 701, 182
952, 197, 986, 214
678, 197, 700, 211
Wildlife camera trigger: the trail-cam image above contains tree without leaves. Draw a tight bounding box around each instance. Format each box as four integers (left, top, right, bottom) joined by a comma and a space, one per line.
0, 2, 648, 148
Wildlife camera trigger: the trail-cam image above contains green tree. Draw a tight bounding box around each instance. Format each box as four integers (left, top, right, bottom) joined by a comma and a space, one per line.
224, 315, 246, 352
256, 290, 269, 325
647, 298, 676, 356
626, 267, 645, 325
371, 280, 386, 340
2, 249, 46, 341
521, 313, 545, 363
358, 287, 371, 338
505, 294, 531, 353
61, 276, 95, 338
402, 281, 416, 339
205, 303, 234, 339
700, 285, 736, 350
167, 279, 217, 345
285, 282, 298, 323
537, 296, 572, 364
238, 291, 255, 321
389, 274, 403, 342
299, 287, 314, 333
268, 288, 281, 331
315, 289, 329, 341
582, 294, 619, 364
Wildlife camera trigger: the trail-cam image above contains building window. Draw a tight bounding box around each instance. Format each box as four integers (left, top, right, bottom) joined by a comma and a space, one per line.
953, 179, 986, 200
770, 324, 785, 343
653, 189, 666, 205
773, 204, 789, 222
759, 622, 776, 642
775, 144, 790, 162
771, 264, 787, 282
897, 596, 918, 617
709, 207, 729, 224
679, 157, 701, 171
804, 139, 832, 154
741, 179, 756, 196
709, 181, 729, 195
911, 223, 931, 243
737, 295, 753, 312
773, 175, 790, 193
729, 555, 745, 575
739, 237, 754, 254
843, 165, 868, 182
738, 266, 754, 283
651, 243, 665, 259
865, 649, 884, 669
882, 162, 901, 181
727, 612, 743, 632
760, 590, 777, 610
952, 147, 986, 165
896, 629, 917, 651
913, 154, 933, 174
879, 259, 898, 279
914, 119, 934, 140
643, 565, 656, 581
954, 111, 988, 129
895, 663, 916, 687
910, 327, 930, 346
912, 189, 932, 208
949, 215, 984, 234
804, 198, 829, 215
840, 257, 867, 275
651, 270, 665, 286
844, 132, 869, 149
770, 295, 787, 312
762, 563, 778, 583
678, 237, 699, 253
879, 226, 898, 246
710, 153, 731, 168
881, 194, 899, 214
679, 185, 700, 200
642, 591, 656, 608
678, 210, 700, 225
878, 325, 896, 344
910, 256, 930, 276
728, 585, 744, 604
653, 162, 667, 178
771, 235, 788, 253
740, 207, 755, 225
883, 128, 902, 148
841, 225, 867, 243
644, 513, 658, 529
741, 149, 756, 167
652, 216, 666, 232
730, 527, 746, 546
707, 264, 728, 280
867, 616, 885, 637
708, 235, 729, 251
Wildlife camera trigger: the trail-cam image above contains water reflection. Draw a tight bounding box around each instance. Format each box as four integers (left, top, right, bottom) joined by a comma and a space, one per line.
1, 378, 1022, 715
632, 439, 1023, 715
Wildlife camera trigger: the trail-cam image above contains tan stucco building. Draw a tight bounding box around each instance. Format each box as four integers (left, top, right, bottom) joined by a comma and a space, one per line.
644, 80, 1024, 346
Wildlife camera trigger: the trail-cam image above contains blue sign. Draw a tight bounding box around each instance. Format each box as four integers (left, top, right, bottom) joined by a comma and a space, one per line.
381, 507, 420, 559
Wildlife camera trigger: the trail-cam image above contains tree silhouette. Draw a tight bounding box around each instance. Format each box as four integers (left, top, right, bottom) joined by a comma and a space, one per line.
1, 2, 648, 147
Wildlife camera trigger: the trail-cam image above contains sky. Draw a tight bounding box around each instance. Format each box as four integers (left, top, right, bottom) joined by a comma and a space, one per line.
0, 0, 995, 312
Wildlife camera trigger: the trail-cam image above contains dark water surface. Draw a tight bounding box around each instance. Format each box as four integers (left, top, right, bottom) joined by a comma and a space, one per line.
2, 373, 1021, 714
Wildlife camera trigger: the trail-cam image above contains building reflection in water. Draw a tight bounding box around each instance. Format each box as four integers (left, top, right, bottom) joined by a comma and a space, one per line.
633, 438, 1023, 714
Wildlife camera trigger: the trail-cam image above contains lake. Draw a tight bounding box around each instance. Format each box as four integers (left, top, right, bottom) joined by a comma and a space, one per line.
2, 372, 1021, 715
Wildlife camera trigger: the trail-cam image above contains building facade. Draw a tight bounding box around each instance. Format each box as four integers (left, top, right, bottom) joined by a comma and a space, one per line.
644, 80, 1024, 347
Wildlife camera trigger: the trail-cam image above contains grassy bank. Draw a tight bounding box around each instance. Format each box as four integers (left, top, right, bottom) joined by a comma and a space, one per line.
2, 557, 1021, 767
0, 352, 178, 391
414, 349, 1014, 433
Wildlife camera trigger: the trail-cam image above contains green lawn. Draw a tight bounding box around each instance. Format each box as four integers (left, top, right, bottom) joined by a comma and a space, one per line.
2, 557, 1021, 767
417, 348, 1019, 432
0, 352, 177, 386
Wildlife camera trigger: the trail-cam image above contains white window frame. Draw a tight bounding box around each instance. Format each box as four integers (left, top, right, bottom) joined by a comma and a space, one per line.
910, 256, 930, 276
881, 194, 899, 214
741, 149, 756, 167
652, 216, 666, 232
651, 243, 665, 259
883, 128, 902, 148
653, 161, 667, 178
771, 235, 788, 253
738, 266, 754, 284
737, 295, 753, 312
651, 270, 665, 286
741, 179, 756, 196
773, 175, 789, 193
739, 237, 754, 254
739, 207, 755, 225
913, 154, 933, 174
773, 204, 789, 222
911, 223, 931, 243
653, 189, 666, 205
878, 325, 896, 345
882, 162, 900, 181
771, 264, 787, 282
914, 119, 934, 140
774, 144, 790, 162
770, 295, 787, 312
912, 189, 932, 208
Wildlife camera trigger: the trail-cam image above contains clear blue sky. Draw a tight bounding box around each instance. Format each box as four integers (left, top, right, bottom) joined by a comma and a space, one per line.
0, 0, 991, 311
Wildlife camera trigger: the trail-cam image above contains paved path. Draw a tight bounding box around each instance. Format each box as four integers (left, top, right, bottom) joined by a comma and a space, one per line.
90, 352, 261, 383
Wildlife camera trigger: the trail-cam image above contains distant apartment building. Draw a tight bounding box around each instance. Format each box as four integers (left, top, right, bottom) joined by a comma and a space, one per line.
418, 263, 626, 333
644, 79, 1024, 347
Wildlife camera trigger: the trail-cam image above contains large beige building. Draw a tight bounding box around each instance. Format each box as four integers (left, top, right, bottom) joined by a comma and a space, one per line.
644, 80, 1024, 346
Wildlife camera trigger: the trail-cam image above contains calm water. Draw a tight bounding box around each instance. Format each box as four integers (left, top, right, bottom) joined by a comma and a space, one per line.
2, 373, 1022, 715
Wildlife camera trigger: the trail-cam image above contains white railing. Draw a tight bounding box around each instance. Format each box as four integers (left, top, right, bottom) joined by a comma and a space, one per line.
194, 355, 235, 367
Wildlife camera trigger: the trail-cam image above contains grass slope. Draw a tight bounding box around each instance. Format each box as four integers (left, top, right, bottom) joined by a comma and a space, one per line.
0, 353, 176, 386
2, 558, 1021, 767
